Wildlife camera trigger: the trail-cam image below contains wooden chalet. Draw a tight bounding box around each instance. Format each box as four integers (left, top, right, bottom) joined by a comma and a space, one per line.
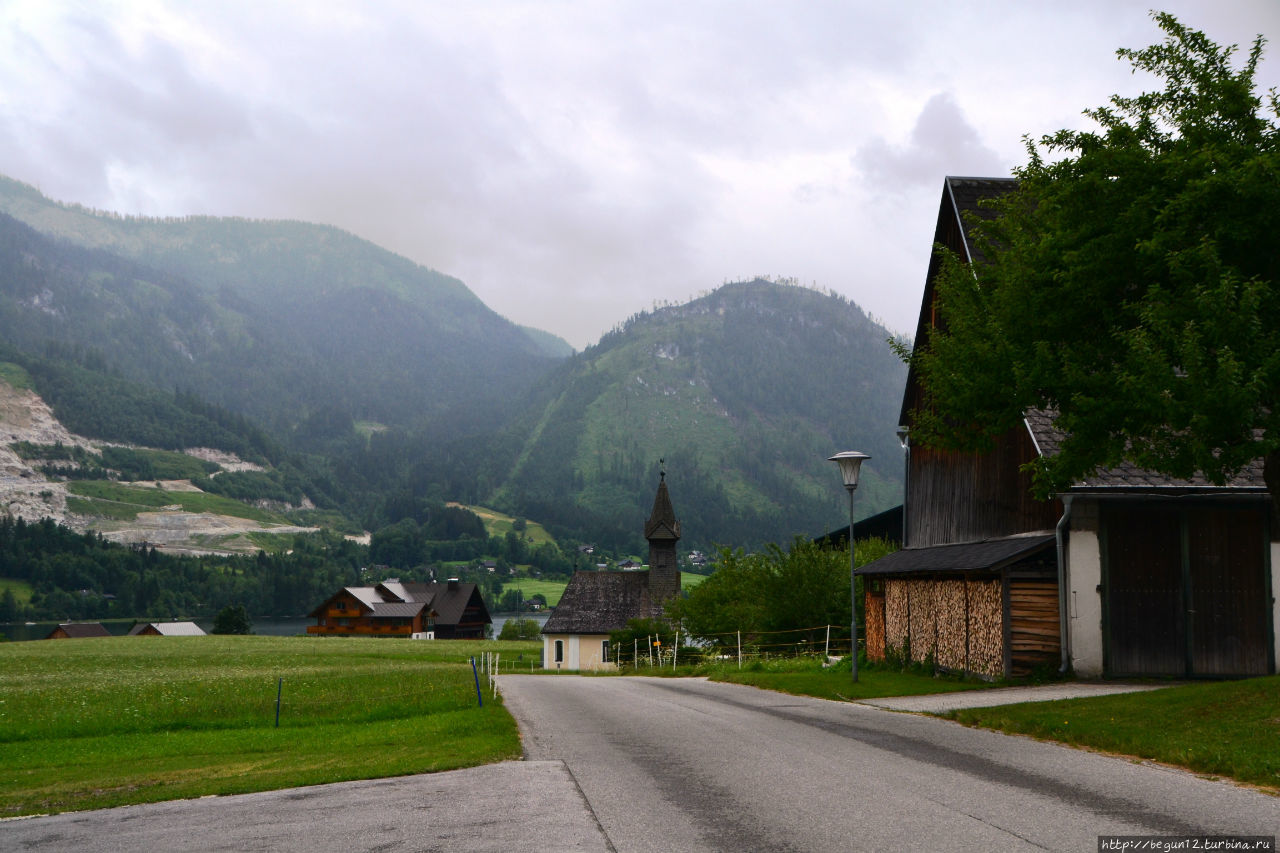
541, 473, 681, 670
857, 176, 1278, 680
307, 579, 491, 639
45, 622, 112, 640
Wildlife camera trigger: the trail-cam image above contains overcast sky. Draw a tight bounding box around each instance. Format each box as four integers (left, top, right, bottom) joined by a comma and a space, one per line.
2, 2, 1277, 349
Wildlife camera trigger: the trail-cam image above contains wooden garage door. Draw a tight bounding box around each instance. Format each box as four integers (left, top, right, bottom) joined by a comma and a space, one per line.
1104, 506, 1184, 676
1104, 503, 1271, 677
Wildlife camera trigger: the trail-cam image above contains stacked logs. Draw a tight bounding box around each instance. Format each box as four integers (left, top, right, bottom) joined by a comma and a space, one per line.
878, 577, 1005, 678
864, 590, 886, 661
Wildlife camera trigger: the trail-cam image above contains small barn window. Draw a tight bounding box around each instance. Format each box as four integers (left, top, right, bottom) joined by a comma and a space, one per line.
601, 640, 610, 662
554, 640, 564, 663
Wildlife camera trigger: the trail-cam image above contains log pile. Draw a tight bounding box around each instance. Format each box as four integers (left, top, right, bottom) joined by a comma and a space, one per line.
884, 580, 910, 655
864, 590, 886, 661
933, 579, 967, 671
906, 580, 936, 663
965, 579, 1004, 678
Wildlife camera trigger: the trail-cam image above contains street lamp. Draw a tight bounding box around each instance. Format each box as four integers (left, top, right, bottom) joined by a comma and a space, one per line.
829, 451, 870, 683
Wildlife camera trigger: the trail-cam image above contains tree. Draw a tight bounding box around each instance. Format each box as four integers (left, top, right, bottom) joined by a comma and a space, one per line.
497, 618, 542, 641
211, 604, 252, 635
905, 14, 1280, 505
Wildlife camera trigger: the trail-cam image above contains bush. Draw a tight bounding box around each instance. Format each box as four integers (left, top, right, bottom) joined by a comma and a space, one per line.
211, 604, 252, 635
498, 618, 542, 641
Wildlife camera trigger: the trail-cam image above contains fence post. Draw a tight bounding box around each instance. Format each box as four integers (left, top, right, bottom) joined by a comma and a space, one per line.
825, 625, 830, 658
275, 678, 283, 728
470, 656, 483, 707
737, 631, 741, 670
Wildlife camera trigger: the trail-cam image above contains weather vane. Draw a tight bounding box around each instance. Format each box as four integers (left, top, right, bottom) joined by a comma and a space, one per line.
659, 457, 665, 480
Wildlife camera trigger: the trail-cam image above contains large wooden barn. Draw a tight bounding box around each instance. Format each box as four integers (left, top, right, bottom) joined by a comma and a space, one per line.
857, 176, 1278, 680
308, 579, 491, 639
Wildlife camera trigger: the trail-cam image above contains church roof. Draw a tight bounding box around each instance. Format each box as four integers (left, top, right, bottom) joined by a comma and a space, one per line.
541, 571, 663, 634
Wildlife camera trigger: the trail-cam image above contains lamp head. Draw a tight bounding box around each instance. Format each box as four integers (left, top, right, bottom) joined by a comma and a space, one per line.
828, 450, 870, 491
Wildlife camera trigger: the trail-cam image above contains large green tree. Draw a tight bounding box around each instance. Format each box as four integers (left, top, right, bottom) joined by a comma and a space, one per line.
907, 13, 1280, 502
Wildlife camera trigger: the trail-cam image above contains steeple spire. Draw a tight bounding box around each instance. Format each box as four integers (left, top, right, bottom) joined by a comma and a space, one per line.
645, 465, 681, 602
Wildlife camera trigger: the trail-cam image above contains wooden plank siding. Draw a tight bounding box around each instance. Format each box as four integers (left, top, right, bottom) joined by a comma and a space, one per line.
905, 428, 1061, 549
1008, 579, 1061, 677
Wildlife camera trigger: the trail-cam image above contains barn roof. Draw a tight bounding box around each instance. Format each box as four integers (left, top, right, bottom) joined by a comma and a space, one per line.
1023, 410, 1268, 493
855, 533, 1055, 576
542, 571, 662, 634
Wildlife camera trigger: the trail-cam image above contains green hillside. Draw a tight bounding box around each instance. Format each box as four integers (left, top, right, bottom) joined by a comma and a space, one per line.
493, 280, 906, 551
0, 177, 564, 433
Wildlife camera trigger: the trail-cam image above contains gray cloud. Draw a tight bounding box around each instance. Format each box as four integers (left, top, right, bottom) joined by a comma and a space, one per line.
0, 1, 1276, 348
853, 93, 1007, 191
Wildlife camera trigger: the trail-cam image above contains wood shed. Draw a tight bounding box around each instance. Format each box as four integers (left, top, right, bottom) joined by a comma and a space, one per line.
858, 535, 1060, 679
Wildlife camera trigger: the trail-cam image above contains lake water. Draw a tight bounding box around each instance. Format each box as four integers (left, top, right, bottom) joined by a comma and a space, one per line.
2, 612, 549, 643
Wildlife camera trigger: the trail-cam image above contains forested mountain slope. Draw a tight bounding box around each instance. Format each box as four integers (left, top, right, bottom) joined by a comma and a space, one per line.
0, 176, 567, 433
491, 279, 907, 550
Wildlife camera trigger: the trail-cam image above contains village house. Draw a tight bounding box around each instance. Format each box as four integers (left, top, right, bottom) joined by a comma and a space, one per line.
857, 176, 1279, 680
541, 472, 681, 670
45, 622, 111, 639
307, 578, 491, 639
128, 621, 206, 636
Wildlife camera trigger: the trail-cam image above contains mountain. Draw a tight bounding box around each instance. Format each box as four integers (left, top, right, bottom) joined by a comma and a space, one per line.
489, 279, 907, 550
0, 176, 565, 433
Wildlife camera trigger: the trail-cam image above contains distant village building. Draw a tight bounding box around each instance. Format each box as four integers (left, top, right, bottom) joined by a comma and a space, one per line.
308, 579, 491, 639
128, 621, 206, 637
45, 622, 111, 640
541, 472, 681, 671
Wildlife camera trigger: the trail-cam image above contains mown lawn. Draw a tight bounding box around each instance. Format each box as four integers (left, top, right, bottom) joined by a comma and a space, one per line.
0, 635, 539, 816
621, 656, 996, 701
947, 676, 1280, 791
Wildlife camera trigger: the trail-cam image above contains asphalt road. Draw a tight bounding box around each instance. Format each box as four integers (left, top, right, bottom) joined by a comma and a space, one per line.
497, 675, 1279, 853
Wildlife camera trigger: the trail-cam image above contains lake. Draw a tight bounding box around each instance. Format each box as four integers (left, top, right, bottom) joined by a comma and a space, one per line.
2, 612, 549, 643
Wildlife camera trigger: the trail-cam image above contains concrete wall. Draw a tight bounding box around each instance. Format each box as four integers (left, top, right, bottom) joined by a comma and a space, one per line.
1066, 500, 1104, 677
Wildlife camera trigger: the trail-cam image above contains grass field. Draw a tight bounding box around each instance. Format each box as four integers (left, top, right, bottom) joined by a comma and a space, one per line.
67, 481, 289, 525
504, 577, 567, 606
948, 676, 1280, 791
0, 635, 540, 816
0, 577, 33, 604
457, 504, 556, 547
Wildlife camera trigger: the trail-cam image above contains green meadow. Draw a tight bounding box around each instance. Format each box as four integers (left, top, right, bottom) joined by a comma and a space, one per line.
0, 635, 539, 816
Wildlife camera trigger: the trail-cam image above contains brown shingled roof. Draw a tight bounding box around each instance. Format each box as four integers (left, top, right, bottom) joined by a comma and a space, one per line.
542, 571, 663, 634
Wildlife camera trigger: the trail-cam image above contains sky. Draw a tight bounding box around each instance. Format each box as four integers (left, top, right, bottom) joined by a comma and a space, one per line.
1, 2, 1277, 350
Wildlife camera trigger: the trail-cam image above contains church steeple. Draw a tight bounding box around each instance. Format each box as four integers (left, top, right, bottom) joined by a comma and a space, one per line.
645, 465, 681, 603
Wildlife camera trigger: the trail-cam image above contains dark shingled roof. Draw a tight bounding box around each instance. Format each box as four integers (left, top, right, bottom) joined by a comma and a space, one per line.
644, 475, 681, 541
46, 622, 111, 639
542, 571, 662, 634
856, 534, 1055, 576
1023, 410, 1267, 492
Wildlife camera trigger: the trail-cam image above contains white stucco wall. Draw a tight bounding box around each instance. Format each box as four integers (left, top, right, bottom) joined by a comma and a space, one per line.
1272, 541, 1280, 673
542, 633, 615, 671
1066, 524, 1104, 678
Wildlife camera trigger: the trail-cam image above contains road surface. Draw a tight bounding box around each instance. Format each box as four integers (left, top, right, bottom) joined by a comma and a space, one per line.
497, 675, 1278, 852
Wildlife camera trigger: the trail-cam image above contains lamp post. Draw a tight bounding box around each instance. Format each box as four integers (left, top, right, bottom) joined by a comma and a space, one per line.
829, 451, 870, 683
